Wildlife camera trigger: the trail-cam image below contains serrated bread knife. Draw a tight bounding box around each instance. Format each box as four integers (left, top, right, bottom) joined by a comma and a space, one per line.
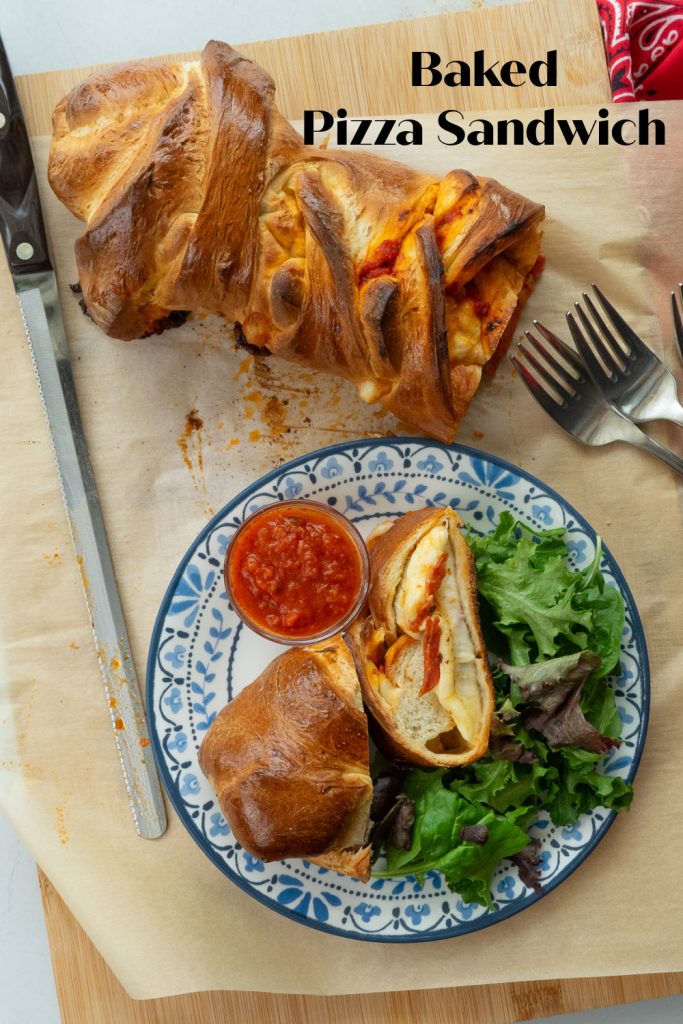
0, 37, 166, 838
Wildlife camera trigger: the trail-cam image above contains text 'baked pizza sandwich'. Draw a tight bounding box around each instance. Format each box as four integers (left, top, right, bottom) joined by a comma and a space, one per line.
346, 507, 494, 767
48, 41, 545, 440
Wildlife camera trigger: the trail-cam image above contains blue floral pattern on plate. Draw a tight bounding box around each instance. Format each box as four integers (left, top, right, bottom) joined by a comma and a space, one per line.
147, 439, 649, 943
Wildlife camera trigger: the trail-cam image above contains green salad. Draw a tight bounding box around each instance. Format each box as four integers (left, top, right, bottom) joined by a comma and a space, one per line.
369, 512, 632, 908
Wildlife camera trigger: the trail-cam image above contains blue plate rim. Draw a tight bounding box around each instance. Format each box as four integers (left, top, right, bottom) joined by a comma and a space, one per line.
146, 437, 650, 943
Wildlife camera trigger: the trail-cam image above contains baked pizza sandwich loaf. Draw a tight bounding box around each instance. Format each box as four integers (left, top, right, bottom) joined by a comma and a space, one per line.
48, 40, 545, 440
346, 507, 494, 767
199, 639, 373, 881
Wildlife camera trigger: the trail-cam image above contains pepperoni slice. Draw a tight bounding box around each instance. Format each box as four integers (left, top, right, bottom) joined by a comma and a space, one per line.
412, 551, 448, 629
420, 615, 442, 696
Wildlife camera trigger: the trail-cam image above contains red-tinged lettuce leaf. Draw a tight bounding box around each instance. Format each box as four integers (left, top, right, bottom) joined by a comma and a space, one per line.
369, 765, 411, 821
499, 651, 620, 754
385, 798, 416, 850
488, 708, 539, 762
489, 734, 540, 763
501, 651, 601, 711
460, 824, 489, 845
510, 839, 543, 894
369, 794, 415, 851
524, 688, 619, 755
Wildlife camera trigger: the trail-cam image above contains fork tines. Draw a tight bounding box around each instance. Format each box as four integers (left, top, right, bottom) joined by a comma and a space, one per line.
588, 285, 637, 354
512, 322, 582, 411
567, 286, 633, 384
571, 294, 626, 377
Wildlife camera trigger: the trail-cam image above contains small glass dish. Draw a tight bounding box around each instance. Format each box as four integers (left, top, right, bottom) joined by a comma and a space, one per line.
224, 499, 369, 646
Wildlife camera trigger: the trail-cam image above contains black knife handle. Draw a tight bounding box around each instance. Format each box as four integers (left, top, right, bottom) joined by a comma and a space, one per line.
0, 35, 51, 274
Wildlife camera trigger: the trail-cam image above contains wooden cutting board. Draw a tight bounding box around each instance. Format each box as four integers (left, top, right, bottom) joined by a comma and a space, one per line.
16, 0, 681, 1019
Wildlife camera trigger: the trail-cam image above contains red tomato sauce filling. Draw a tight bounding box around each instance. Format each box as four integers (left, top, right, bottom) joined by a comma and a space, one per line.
420, 615, 443, 696
358, 239, 401, 284
464, 280, 491, 321
228, 507, 363, 638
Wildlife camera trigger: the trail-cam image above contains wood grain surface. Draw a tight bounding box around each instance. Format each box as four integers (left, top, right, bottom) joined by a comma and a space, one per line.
39, 871, 683, 1023
15, 0, 610, 137
21, 0, 675, 1020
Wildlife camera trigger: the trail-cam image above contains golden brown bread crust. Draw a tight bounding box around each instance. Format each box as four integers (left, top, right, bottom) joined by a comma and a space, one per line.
346, 508, 494, 768
49, 40, 545, 439
198, 640, 372, 880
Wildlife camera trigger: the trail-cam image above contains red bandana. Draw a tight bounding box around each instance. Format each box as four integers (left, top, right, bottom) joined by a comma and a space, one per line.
598, 1, 683, 101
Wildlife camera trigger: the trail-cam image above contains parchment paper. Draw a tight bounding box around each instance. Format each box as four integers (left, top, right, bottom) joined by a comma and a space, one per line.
1, 103, 682, 998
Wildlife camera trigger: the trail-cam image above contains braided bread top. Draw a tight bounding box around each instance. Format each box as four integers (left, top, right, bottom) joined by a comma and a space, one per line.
49, 40, 545, 441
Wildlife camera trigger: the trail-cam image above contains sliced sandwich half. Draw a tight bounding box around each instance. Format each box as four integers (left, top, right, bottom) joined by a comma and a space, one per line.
346, 507, 494, 767
199, 638, 373, 881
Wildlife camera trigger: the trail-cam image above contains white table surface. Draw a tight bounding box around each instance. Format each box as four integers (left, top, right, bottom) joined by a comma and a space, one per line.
1, 2, 681, 1021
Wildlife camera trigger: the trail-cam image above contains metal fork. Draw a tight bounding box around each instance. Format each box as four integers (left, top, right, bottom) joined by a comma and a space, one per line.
671, 283, 683, 366
512, 322, 683, 478
568, 285, 683, 428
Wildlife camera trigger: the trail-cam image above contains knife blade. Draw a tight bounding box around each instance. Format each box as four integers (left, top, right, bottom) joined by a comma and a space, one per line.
0, 37, 166, 839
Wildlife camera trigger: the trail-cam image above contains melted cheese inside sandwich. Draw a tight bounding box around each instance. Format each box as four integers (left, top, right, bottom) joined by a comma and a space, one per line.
369, 516, 486, 752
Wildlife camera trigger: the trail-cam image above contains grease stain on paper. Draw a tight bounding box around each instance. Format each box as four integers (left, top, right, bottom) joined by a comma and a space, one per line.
9, 682, 46, 782
55, 801, 70, 845
1, 759, 41, 780
234, 353, 379, 458
183, 322, 416, 471
177, 408, 216, 516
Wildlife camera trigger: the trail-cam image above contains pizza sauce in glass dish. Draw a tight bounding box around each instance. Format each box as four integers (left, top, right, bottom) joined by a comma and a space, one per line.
225, 500, 369, 644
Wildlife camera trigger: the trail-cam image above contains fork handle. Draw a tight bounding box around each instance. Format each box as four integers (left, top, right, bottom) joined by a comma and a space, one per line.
666, 407, 683, 429
633, 434, 683, 478
639, 405, 683, 429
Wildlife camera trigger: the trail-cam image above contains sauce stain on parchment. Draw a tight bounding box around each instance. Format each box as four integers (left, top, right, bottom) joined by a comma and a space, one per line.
55, 801, 70, 846
177, 408, 216, 516
10, 681, 44, 780
1, 759, 41, 780
233, 356, 296, 455
233, 353, 380, 457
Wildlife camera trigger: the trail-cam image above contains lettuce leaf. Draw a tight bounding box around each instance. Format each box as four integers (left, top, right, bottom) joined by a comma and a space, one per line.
374, 771, 530, 909
467, 514, 625, 672
477, 534, 593, 660
546, 749, 633, 825
449, 758, 557, 813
